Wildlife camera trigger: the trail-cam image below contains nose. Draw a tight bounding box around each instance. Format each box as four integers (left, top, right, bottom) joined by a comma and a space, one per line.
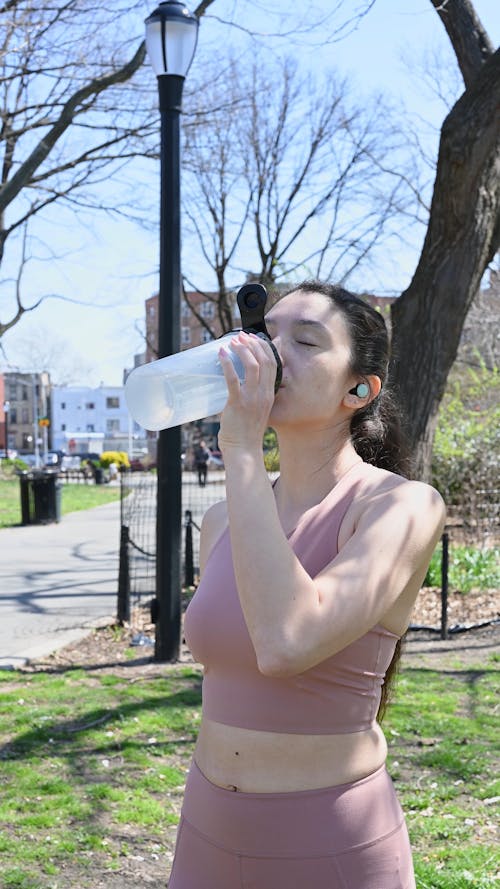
270, 331, 281, 351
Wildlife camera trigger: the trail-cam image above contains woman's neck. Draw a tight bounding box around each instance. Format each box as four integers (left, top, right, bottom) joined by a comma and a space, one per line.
273, 428, 361, 514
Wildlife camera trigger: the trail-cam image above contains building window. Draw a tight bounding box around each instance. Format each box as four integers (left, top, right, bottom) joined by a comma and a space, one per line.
61, 424, 66, 431
201, 301, 215, 319
201, 328, 213, 344
85, 402, 95, 410
8, 383, 17, 400
86, 424, 95, 432
22, 387, 28, 401
106, 397, 120, 409
22, 408, 29, 424
106, 419, 120, 432
182, 326, 191, 345
148, 304, 156, 318
10, 408, 17, 424
61, 402, 66, 409
181, 302, 190, 318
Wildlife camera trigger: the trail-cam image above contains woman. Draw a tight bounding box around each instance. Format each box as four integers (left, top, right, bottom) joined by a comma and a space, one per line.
169, 282, 445, 889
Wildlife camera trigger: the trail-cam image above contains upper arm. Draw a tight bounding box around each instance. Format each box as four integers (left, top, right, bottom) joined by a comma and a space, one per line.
318, 481, 445, 642
199, 500, 227, 577
278, 481, 446, 674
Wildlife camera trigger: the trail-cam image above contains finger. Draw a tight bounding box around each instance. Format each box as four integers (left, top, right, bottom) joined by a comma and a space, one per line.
248, 334, 279, 386
229, 335, 261, 387
218, 346, 241, 398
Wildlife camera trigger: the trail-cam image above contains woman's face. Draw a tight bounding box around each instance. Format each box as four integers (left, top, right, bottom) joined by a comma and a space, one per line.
264, 290, 356, 430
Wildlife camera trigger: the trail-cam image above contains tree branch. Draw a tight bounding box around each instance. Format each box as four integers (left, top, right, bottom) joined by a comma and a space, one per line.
0, 42, 146, 214
430, 0, 495, 88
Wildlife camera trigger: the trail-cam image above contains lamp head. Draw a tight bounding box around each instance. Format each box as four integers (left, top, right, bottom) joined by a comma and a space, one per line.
145, 0, 199, 78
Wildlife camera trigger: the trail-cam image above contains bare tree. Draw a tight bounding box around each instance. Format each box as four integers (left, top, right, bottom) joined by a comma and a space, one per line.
182, 54, 417, 334
182, 57, 253, 335
0, 0, 214, 339
389, 0, 500, 479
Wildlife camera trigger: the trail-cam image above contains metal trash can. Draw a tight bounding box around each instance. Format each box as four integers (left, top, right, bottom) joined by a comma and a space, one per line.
19, 469, 62, 525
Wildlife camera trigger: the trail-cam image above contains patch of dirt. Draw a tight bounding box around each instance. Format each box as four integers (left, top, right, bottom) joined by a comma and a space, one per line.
401, 586, 499, 668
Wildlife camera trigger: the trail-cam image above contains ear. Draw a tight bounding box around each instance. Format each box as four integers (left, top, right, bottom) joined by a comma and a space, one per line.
342, 374, 382, 410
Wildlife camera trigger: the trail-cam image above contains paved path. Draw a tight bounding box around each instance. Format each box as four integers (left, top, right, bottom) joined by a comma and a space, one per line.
0, 501, 121, 669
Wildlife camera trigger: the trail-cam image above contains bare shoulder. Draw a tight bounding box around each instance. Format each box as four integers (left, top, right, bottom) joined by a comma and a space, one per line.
343, 464, 446, 546
199, 499, 228, 576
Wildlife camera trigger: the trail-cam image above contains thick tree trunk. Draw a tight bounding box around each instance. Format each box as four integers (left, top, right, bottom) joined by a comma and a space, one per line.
389, 47, 500, 480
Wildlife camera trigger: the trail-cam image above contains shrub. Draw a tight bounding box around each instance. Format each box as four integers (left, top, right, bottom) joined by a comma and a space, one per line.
263, 428, 280, 471
0, 457, 29, 476
99, 451, 130, 469
431, 360, 499, 537
424, 543, 500, 591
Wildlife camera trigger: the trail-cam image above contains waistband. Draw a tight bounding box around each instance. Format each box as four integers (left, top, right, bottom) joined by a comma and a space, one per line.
181, 761, 404, 858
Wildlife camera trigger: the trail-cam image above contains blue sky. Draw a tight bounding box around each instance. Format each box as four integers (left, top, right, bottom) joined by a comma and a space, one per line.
1, 0, 499, 387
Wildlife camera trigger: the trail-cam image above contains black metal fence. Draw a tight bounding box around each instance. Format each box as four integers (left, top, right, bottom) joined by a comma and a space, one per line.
118, 471, 498, 640
118, 469, 228, 623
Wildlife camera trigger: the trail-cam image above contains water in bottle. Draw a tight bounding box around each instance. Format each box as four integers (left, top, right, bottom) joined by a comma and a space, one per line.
125, 332, 245, 431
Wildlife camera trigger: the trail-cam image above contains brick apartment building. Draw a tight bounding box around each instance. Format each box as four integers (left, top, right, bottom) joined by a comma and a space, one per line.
145, 290, 234, 363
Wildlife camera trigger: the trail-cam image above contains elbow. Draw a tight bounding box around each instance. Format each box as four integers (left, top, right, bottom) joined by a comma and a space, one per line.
256, 641, 301, 679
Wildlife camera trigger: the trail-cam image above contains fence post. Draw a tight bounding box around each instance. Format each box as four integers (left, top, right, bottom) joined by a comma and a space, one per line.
440, 531, 449, 640
117, 524, 130, 625
184, 509, 194, 588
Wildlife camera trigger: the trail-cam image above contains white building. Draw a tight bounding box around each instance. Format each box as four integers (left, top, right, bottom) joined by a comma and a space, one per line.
51, 385, 137, 454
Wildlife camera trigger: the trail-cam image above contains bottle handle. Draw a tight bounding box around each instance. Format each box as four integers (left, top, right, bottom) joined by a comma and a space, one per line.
236, 283, 283, 393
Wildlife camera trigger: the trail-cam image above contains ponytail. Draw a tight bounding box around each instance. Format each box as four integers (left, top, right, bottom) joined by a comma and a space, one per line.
350, 388, 411, 478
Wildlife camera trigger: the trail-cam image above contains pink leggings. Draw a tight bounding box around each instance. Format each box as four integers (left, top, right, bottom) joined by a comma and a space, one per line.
168, 760, 415, 889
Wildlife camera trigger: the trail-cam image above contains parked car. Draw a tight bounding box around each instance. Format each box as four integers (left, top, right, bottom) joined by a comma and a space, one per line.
44, 452, 60, 466
18, 453, 39, 467
0, 449, 18, 460
75, 452, 101, 463
129, 456, 156, 472
61, 455, 82, 470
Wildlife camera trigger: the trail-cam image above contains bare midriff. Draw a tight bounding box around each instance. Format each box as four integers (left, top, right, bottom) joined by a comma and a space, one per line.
194, 718, 388, 793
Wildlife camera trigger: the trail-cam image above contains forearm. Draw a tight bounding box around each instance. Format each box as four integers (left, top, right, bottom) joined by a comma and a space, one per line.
223, 448, 319, 675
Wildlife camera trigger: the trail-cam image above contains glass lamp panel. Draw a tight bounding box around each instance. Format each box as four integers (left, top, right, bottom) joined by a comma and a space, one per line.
145, 20, 166, 75
145, 17, 198, 77
164, 21, 198, 75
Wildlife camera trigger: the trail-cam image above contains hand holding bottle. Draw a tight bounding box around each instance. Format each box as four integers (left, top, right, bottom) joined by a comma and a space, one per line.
217, 332, 278, 454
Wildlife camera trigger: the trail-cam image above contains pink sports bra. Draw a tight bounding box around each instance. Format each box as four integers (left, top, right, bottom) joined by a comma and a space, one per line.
184, 460, 400, 734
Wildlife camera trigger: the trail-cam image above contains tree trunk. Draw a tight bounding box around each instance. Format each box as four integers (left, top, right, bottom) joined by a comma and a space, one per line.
390, 47, 500, 480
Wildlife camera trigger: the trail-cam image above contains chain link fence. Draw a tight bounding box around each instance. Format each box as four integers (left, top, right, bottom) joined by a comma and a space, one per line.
118, 469, 227, 624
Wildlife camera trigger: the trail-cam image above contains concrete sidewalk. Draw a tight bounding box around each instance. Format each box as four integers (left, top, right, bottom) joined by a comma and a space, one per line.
0, 500, 121, 669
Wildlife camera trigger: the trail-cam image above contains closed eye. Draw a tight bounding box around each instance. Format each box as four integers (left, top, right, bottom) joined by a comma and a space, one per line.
296, 340, 317, 347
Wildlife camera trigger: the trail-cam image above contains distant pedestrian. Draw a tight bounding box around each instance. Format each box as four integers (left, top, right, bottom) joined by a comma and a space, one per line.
194, 440, 210, 487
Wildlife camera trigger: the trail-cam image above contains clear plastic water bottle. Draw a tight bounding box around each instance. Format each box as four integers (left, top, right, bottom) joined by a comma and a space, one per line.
125, 333, 247, 431
126, 283, 283, 431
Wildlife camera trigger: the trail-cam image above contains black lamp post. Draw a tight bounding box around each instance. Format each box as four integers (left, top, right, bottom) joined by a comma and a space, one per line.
3, 401, 9, 455
145, 0, 199, 661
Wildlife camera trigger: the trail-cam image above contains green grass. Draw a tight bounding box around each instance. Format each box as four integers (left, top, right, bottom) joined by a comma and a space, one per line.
424, 542, 500, 592
0, 478, 120, 528
0, 664, 202, 886
0, 652, 498, 887
384, 658, 499, 888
